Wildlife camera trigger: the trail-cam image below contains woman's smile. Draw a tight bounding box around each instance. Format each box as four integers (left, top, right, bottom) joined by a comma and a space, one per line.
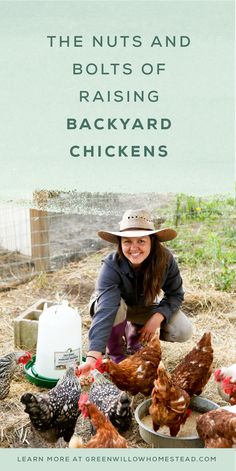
121, 235, 151, 267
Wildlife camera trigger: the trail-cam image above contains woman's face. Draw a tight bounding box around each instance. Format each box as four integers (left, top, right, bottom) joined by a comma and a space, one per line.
121, 235, 151, 267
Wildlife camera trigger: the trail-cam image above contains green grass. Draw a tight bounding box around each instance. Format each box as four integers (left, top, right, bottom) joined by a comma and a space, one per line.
156, 193, 236, 292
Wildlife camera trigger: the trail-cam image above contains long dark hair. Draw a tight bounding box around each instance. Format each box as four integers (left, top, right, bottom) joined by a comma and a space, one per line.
117, 234, 169, 305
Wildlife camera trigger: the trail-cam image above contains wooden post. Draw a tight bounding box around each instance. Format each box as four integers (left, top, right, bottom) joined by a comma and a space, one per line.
30, 209, 50, 272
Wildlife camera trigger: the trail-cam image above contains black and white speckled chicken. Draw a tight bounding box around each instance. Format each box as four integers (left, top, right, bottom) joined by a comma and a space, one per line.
21, 367, 81, 444
0, 351, 31, 400
88, 368, 132, 432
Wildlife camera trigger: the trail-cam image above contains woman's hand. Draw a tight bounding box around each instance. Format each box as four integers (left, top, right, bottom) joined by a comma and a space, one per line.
139, 312, 164, 342
75, 351, 102, 376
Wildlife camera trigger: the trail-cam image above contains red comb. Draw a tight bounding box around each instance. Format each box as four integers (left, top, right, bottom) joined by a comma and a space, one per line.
92, 357, 102, 369
222, 376, 232, 386
214, 369, 223, 382
91, 357, 107, 373
18, 351, 32, 364
223, 380, 236, 395
186, 408, 192, 417
78, 393, 88, 408
78, 393, 89, 417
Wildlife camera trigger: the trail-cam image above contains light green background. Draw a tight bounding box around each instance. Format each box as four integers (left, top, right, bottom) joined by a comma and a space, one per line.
0, 448, 235, 471
0, 0, 234, 202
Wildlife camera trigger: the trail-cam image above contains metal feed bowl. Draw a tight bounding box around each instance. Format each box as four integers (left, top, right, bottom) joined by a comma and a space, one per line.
135, 395, 219, 448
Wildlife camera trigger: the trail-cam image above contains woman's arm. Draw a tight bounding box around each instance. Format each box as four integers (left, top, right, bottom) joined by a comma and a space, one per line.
139, 312, 164, 342
88, 260, 122, 351
76, 350, 102, 376
139, 252, 184, 342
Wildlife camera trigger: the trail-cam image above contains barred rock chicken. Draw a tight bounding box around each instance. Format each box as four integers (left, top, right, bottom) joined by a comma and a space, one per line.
95, 335, 161, 397
149, 362, 191, 437
21, 367, 81, 444
69, 393, 128, 448
171, 332, 213, 396
0, 351, 31, 399
88, 368, 132, 432
214, 364, 236, 405
196, 407, 236, 448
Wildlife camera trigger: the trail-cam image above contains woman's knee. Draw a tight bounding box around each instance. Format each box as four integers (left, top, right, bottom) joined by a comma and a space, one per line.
161, 310, 193, 343
172, 322, 193, 342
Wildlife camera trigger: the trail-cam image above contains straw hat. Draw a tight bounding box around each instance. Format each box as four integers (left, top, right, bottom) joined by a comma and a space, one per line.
98, 209, 177, 244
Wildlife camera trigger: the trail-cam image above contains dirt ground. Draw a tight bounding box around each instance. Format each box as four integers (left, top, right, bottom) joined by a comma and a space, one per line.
0, 248, 235, 448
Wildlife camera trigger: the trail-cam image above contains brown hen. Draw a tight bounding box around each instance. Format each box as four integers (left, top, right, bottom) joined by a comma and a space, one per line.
149, 362, 190, 437
96, 335, 161, 397
69, 393, 128, 448
171, 332, 213, 396
196, 408, 236, 448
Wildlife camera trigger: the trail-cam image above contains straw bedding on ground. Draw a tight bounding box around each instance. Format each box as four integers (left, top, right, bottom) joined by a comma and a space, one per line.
0, 248, 235, 448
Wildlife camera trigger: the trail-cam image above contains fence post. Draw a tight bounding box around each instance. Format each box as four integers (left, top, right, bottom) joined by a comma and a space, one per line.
30, 209, 50, 272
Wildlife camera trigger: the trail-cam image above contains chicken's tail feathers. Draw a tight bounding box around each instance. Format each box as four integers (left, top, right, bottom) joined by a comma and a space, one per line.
198, 331, 212, 346
20, 392, 52, 426
69, 435, 84, 448
148, 333, 161, 348
113, 391, 132, 416
157, 360, 169, 377
20, 392, 37, 406
119, 391, 131, 404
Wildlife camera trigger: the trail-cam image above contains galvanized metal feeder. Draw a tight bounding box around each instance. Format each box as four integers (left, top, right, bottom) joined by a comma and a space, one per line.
135, 395, 219, 448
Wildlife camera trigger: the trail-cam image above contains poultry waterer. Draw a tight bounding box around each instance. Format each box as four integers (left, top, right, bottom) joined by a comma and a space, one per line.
25, 300, 82, 387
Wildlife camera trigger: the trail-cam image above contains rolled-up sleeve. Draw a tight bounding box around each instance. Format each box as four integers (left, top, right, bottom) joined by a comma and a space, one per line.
156, 253, 184, 322
88, 261, 121, 352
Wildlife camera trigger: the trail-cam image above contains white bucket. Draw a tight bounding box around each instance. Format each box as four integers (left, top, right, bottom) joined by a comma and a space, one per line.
34, 300, 82, 379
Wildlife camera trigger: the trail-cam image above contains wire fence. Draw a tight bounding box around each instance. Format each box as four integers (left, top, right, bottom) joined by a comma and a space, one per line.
0, 193, 235, 289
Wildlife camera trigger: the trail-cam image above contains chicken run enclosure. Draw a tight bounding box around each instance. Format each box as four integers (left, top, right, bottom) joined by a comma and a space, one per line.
0, 191, 235, 448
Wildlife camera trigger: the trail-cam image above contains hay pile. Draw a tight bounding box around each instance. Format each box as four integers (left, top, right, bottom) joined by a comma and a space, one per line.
0, 248, 235, 448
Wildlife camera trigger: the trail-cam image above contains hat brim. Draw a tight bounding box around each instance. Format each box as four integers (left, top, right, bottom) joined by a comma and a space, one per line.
98, 228, 177, 244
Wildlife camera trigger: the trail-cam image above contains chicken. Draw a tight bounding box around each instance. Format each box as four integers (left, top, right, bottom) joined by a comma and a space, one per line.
171, 332, 213, 396
21, 367, 81, 443
95, 335, 161, 397
0, 351, 31, 399
214, 364, 236, 405
69, 393, 128, 448
149, 362, 191, 437
88, 368, 132, 432
196, 408, 236, 448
